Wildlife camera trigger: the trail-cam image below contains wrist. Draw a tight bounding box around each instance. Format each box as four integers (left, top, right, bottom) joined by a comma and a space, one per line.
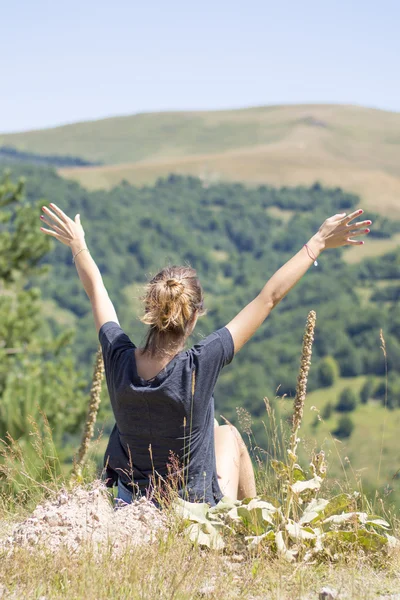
308, 234, 325, 256
70, 239, 87, 254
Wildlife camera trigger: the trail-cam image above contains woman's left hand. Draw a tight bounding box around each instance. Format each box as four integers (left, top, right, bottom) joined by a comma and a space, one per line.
40, 203, 86, 248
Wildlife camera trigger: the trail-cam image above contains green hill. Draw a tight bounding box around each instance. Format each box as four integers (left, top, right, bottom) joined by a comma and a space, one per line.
2, 104, 400, 215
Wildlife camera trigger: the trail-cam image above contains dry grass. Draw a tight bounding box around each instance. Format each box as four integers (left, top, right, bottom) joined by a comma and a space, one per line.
1, 529, 400, 599
58, 149, 400, 218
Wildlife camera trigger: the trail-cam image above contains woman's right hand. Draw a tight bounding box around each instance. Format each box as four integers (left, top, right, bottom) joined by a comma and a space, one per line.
40, 203, 86, 250
311, 209, 372, 251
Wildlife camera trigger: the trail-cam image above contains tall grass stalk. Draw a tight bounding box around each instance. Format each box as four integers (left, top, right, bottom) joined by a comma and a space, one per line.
72, 345, 104, 480
285, 310, 316, 520
377, 329, 388, 491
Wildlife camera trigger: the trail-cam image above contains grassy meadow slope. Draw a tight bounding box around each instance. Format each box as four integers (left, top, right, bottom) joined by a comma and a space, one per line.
2, 104, 400, 215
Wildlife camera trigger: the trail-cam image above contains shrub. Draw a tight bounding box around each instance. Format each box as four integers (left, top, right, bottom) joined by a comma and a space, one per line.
333, 415, 354, 439
360, 378, 375, 404
336, 387, 357, 412
335, 346, 363, 377
318, 356, 339, 387
321, 402, 333, 420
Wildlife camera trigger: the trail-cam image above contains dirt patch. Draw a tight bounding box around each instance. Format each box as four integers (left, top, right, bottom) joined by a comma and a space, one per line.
0, 480, 167, 554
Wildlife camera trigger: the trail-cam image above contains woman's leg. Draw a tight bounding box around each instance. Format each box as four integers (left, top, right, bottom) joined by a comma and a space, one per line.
214, 424, 257, 500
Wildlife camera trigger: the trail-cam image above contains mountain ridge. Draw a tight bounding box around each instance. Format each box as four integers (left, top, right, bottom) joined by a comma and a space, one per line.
2, 103, 400, 214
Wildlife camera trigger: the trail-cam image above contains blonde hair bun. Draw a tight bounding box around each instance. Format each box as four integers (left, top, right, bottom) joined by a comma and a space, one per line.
141, 266, 205, 345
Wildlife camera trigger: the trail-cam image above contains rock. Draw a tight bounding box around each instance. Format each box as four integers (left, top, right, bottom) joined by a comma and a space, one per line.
319, 587, 338, 600
44, 512, 61, 527
57, 492, 68, 506
0, 480, 167, 555
27, 534, 39, 546
198, 583, 215, 596
230, 554, 245, 562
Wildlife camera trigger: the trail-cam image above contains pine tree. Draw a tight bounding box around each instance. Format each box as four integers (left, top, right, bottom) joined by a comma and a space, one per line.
0, 171, 87, 445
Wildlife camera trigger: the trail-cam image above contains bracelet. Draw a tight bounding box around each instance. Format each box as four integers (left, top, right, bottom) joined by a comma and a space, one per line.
304, 244, 318, 266
72, 247, 90, 264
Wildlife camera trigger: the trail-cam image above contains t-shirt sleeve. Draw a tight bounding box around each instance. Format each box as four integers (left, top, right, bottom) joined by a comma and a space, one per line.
189, 327, 234, 408
214, 327, 235, 367
192, 326, 234, 370
98, 321, 135, 375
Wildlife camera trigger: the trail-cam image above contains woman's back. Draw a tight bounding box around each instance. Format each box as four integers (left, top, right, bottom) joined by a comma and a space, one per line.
100, 321, 234, 505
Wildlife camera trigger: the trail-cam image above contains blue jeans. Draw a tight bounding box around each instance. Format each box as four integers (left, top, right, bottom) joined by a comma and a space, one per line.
115, 479, 162, 509
116, 479, 133, 505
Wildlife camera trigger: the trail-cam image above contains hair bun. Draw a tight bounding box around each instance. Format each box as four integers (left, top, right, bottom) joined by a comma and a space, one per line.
165, 278, 184, 294
140, 266, 206, 342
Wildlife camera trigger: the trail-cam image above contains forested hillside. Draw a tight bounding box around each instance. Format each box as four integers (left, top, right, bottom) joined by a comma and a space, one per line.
2, 104, 400, 216
3, 165, 400, 501
10, 166, 400, 403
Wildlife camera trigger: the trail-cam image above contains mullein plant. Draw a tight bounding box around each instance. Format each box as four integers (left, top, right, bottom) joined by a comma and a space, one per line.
284, 310, 319, 522
72, 346, 104, 481
174, 312, 399, 561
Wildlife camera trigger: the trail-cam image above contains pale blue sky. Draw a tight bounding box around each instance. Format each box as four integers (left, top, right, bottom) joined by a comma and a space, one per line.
1, 0, 399, 133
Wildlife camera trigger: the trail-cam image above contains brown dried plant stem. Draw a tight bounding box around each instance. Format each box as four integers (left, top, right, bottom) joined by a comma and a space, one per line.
286, 310, 317, 518
72, 345, 104, 479
377, 329, 388, 490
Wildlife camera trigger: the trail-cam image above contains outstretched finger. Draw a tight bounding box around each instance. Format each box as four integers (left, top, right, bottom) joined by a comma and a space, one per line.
342, 209, 364, 225
40, 214, 64, 235
349, 219, 372, 230
40, 227, 69, 243
49, 203, 73, 224
347, 228, 371, 237
42, 206, 67, 231
346, 239, 365, 246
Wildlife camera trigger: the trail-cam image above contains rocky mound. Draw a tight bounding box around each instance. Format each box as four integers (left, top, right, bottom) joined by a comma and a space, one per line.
1, 481, 167, 554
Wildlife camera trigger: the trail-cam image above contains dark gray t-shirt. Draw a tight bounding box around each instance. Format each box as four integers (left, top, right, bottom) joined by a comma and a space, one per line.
99, 322, 234, 506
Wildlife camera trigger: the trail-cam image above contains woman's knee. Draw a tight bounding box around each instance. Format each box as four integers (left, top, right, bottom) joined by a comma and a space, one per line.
215, 424, 243, 452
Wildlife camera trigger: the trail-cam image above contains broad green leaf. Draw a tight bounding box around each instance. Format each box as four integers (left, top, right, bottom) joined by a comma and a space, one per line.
258, 494, 281, 508
357, 530, 388, 552
286, 521, 316, 541
237, 505, 273, 535
245, 498, 279, 514
325, 529, 387, 552
366, 518, 390, 530
271, 460, 289, 479
293, 465, 306, 482
275, 531, 297, 562
210, 496, 240, 514
321, 493, 357, 520
245, 530, 275, 549
226, 507, 241, 523
186, 523, 225, 550
323, 512, 367, 526
173, 498, 210, 524
291, 476, 322, 495
300, 498, 329, 524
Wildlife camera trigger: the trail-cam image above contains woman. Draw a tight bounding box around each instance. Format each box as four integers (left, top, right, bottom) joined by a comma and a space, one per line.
40, 204, 371, 505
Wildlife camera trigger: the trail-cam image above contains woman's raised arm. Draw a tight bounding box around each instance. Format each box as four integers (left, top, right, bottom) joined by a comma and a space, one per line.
40, 203, 119, 333
226, 209, 372, 354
